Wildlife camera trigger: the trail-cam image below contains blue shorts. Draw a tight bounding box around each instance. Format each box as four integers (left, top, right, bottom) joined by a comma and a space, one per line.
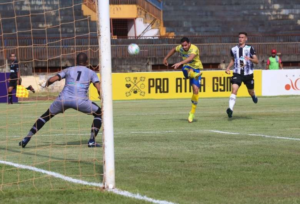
182, 66, 202, 88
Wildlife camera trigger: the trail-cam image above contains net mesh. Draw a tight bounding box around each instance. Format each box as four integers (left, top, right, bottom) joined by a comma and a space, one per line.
0, 0, 103, 191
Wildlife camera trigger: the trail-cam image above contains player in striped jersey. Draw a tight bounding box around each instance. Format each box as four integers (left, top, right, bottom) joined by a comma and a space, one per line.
225, 32, 259, 118
163, 37, 203, 123
19, 53, 102, 148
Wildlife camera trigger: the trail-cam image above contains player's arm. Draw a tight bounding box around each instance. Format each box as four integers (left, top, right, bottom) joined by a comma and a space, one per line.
17, 71, 20, 84
163, 47, 176, 66
245, 46, 258, 64
266, 59, 270, 70
16, 63, 20, 84
225, 58, 234, 74
246, 54, 259, 64
91, 72, 101, 98
42, 69, 67, 88
279, 58, 283, 69
93, 82, 101, 99
172, 54, 196, 69
45, 75, 60, 87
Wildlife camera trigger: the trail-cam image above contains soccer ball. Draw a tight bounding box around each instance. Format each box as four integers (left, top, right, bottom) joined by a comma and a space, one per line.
128, 43, 140, 55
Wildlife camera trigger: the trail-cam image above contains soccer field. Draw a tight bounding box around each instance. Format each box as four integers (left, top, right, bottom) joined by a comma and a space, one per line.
0, 96, 300, 204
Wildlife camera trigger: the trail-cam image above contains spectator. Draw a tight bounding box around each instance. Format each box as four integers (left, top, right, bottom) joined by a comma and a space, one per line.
266, 49, 283, 70
218, 60, 226, 70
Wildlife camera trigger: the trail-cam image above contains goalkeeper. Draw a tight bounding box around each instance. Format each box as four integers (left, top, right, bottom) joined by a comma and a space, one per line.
19, 53, 102, 148
163, 37, 203, 123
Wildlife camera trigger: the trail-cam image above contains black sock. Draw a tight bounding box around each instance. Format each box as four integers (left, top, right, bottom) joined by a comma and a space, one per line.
27, 109, 54, 137
90, 117, 101, 140
8, 92, 12, 104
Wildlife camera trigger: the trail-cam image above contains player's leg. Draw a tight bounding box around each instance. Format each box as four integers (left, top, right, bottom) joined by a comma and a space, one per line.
26, 85, 35, 93
227, 74, 242, 118
19, 109, 55, 148
244, 75, 257, 103
19, 99, 63, 148
75, 100, 102, 147
188, 70, 201, 123
188, 70, 202, 79
88, 102, 102, 147
7, 78, 17, 104
7, 86, 14, 104
182, 66, 202, 79
19, 77, 35, 93
248, 89, 257, 103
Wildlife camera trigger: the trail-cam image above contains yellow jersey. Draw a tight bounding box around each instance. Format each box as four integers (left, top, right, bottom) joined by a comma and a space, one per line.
175, 44, 203, 69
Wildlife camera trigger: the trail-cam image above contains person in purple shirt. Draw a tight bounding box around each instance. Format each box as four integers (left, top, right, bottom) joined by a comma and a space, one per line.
19, 53, 102, 148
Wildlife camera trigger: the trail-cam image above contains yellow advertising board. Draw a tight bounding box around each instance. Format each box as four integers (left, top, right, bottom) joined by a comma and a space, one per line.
89, 70, 262, 101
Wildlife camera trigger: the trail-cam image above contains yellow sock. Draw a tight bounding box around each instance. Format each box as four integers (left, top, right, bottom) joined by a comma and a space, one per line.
190, 94, 199, 114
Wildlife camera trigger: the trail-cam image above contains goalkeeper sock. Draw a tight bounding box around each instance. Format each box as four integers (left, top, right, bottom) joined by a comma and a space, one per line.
27, 131, 34, 137
90, 116, 102, 140
27, 109, 54, 137
190, 94, 199, 114
8, 92, 12, 104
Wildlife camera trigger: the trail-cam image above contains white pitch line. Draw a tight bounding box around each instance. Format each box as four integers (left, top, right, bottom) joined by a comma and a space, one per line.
248, 133, 300, 141
209, 130, 239, 135
209, 130, 300, 141
0, 160, 176, 204
130, 131, 176, 134
109, 188, 176, 204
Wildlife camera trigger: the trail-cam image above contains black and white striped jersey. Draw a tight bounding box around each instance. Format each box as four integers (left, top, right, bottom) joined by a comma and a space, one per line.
230, 45, 256, 75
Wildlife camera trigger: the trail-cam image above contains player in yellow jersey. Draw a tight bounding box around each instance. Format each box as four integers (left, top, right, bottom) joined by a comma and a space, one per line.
163, 37, 203, 123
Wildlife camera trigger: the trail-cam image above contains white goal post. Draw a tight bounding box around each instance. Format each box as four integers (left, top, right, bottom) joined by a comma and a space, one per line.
97, 0, 115, 189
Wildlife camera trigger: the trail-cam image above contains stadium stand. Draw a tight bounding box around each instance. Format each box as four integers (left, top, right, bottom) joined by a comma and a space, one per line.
163, 0, 300, 35
0, 0, 299, 73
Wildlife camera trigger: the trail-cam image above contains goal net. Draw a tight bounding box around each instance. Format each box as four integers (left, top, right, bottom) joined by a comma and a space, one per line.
0, 0, 107, 191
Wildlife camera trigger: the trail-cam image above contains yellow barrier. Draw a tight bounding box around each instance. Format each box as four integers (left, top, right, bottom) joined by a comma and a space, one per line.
89, 70, 262, 100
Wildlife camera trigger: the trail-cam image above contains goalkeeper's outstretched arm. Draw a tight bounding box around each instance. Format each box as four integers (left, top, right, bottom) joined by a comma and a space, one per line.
45, 75, 60, 87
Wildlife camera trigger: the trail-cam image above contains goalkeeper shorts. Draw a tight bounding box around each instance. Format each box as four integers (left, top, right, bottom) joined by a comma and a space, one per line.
50, 96, 100, 115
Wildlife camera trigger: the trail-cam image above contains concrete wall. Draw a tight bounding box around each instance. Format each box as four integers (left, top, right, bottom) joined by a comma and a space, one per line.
21, 74, 65, 93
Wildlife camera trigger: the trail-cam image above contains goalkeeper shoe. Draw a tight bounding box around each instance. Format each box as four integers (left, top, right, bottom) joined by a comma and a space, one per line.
19, 137, 31, 148
226, 108, 233, 118
188, 112, 195, 123
88, 139, 101, 148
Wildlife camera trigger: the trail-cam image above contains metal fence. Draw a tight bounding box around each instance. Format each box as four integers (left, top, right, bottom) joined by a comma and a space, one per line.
1, 43, 299, 61
2, 34, 300, 47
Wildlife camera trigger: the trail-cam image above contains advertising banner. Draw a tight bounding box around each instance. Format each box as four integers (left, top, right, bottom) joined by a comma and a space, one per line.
89, 70, 262, 101
262, 70, 300, 96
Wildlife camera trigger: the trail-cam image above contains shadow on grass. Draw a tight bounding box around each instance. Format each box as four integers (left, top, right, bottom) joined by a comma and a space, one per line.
227, 115, 252, 120
177, 118, 198, 122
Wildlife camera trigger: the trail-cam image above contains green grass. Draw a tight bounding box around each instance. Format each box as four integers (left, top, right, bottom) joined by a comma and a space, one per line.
0, 96, 300, 204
